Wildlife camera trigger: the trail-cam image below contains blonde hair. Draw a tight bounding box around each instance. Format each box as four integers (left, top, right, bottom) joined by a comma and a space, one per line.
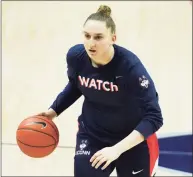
97, 5, 111, 17
84, 5, 116, 34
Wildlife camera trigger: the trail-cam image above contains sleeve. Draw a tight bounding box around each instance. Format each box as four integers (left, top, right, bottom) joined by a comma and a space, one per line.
128, 61, 163, 139
49, 47, 82, 116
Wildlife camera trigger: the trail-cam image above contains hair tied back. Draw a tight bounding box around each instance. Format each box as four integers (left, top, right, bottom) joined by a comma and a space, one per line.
97, 5, 111, 17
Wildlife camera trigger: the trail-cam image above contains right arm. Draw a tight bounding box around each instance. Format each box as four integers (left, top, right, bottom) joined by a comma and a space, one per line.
38, 46, 82, 119
49, 80, 82, 117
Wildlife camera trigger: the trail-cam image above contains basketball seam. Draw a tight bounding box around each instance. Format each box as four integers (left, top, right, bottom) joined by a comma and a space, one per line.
17, 128, 57, 145
17, 139, 56, 148
34, 116, 59, 142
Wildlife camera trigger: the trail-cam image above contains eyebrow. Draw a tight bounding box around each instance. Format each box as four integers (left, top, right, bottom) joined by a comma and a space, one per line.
83, 31, 103, 35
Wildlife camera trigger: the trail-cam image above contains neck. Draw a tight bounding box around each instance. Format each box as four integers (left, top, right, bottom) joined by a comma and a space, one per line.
91, 45, 115, 67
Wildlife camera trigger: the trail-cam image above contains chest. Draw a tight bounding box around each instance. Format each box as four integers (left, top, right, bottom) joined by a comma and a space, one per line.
76, 69, 131, 106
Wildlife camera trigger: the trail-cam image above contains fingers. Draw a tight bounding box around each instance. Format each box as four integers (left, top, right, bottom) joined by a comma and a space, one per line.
91, 155, 111, 170
34, 112, 46, 116
37, 113, 49, 118
101, 160, 111, 170
41, 112, 47, 116
95, 157, 107, 169
31, 113, 54, 121
91, 154, 103, 167
90, 151, 102, 162
90, 148, 114, 170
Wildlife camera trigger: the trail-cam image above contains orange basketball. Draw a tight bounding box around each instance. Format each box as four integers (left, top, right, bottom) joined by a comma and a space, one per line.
16, 115, 59, 158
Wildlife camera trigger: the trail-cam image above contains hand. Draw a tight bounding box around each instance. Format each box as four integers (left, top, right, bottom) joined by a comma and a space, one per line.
90, 146, 121, 170
35, 109, 57, 120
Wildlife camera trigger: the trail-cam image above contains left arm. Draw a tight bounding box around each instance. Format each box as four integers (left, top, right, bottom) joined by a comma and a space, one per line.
114, 130, 144, 155
90, 61, 163, 169
114, 61, 163, 154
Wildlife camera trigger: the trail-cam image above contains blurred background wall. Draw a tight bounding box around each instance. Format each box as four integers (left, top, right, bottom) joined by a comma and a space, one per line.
2, 1, 192, 176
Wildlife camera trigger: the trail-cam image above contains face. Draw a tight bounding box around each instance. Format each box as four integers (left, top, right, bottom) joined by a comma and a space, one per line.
83, 20, 116, 64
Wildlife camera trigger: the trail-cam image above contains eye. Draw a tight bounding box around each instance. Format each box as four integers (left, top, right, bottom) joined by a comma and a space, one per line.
85, 34, 90, 39
94, 36, 103, 40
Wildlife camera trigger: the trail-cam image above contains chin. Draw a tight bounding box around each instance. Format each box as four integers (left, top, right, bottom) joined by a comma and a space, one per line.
89, 57, 98, 63
88, 54, 97, 60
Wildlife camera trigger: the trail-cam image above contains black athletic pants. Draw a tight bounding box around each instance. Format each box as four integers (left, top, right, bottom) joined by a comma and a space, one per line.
74, 125, 159, 177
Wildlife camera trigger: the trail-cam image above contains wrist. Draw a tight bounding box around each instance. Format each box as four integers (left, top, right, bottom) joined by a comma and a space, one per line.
48, 108, 57, 118
113, 143, 125, 155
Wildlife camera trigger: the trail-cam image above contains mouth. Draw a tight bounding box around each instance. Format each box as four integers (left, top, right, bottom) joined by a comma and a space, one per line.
88, 49, 97, 55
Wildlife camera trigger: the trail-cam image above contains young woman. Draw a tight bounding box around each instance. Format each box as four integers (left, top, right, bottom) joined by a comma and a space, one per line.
38, 5, 163, 177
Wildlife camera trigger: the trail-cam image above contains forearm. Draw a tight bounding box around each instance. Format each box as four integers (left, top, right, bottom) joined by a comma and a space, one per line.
114, 130, 144, 155
135, 100, 163, 139
49, 81, 82, 116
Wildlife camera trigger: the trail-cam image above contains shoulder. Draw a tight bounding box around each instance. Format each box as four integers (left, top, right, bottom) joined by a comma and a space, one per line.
115, 44, 142, 72
66, 44, 86, 67
115, 45, 153, 83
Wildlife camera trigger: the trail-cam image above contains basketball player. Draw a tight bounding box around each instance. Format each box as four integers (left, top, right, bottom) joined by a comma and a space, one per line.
37, 5, 163, 177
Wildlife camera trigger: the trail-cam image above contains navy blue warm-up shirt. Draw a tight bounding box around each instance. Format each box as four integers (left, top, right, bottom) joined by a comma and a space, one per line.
50, 44, 163, 144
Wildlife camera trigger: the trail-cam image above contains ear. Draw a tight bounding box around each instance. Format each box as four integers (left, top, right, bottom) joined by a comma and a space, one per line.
111, 34, 116, 44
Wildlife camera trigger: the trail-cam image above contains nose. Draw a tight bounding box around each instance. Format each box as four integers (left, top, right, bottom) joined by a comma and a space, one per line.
89, 38, 96, 48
